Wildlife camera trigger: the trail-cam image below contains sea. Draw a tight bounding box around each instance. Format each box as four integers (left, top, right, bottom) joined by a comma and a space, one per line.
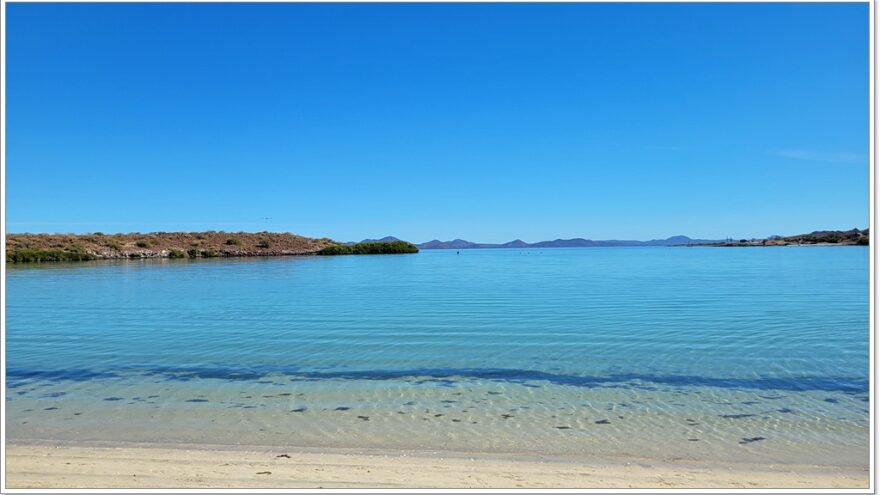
5, 246, 870, 467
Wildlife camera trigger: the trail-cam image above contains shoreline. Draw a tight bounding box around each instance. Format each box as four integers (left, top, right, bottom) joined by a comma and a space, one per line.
6, 230, 868, 263
4, 440, 869, 489
684, 242, 867, 247
5, 232, 415, 263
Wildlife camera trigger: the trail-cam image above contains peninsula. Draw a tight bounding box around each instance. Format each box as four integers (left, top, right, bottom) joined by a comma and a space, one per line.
5, 232, 418, 263
697, 229, 869, 247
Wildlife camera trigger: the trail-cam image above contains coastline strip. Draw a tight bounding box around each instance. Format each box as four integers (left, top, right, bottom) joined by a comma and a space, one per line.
4, 443, 868, 489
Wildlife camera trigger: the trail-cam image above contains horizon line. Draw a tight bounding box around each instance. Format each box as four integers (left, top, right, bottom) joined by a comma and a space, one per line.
5, 227, 870, 246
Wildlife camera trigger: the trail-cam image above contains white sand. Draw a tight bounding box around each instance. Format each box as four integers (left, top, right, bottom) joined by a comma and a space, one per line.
4, 443, 869, 489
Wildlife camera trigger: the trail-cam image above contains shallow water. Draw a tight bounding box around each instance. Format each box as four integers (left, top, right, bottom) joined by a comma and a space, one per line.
5, 247, 869, 466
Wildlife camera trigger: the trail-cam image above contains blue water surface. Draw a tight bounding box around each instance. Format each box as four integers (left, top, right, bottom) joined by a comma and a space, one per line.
7, 247, 868, 392
4, 247, 871, 465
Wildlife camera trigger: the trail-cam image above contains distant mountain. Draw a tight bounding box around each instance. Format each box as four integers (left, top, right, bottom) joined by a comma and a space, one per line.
343, 230, 867, 250
343, 236, 402, 245
419, 239, 479, 249
502, 239, 530, 248
416, 235, 721, 249
360, 236, 401, 243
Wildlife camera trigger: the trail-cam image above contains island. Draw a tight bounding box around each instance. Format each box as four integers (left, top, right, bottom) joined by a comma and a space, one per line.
5, 232, 419, 263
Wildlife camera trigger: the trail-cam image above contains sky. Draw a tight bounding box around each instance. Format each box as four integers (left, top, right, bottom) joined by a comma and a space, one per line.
6, 3, 870, 243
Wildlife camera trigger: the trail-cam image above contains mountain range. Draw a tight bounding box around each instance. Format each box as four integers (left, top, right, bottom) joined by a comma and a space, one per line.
353, 235, 721, 249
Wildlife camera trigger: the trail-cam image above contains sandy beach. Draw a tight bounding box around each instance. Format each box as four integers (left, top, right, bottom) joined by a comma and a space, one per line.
4, 442, 869, 489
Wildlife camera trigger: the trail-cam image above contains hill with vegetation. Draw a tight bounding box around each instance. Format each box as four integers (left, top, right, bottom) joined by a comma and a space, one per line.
697, 229, 869, 247
6, 232, 337, 263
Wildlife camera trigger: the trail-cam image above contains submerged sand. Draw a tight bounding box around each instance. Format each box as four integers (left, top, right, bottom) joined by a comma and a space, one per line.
4, 443, 869, 489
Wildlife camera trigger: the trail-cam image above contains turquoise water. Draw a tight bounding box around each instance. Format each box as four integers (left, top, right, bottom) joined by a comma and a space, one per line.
5, 247, 870, 466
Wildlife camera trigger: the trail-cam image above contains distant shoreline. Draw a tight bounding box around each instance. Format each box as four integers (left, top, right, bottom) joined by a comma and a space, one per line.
5, 228, 867, 262
689, 242, 867, 247
414, 228, 868, 249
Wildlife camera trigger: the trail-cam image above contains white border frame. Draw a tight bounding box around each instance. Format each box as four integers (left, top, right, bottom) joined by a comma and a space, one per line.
0, 1, 874, 493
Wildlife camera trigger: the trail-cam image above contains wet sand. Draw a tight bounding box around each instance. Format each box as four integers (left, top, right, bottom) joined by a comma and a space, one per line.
4, 442, 869, 489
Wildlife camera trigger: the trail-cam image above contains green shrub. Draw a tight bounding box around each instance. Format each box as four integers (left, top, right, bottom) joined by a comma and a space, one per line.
7, 248, 97, 263
136, 240, 152, 248
225, 238, 242, 246
201, 250, 219, 258
187, 248, 200, 258
168, 249, 186, 259
257, 240, 271, 249
319, 244, 353, 255
319, 241, 418, 256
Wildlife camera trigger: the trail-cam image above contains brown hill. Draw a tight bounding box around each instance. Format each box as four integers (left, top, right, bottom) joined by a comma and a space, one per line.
6, 231, 336, 262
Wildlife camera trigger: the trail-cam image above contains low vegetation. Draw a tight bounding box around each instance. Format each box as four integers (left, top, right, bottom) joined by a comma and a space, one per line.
6, 247, 97, 263
782, 229, 870, 245
703, 229, 869, 247
319, 240, 419, 255
6, 232, 336, 263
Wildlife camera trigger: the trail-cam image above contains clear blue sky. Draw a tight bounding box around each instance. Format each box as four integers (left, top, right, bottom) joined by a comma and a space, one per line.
6, 3, 869, 243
